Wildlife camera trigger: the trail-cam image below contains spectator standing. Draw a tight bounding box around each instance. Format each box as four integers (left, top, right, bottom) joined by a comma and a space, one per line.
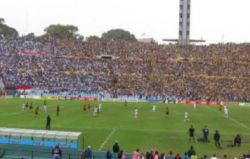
106, 150, 113, 159
131, 149, 140, 159
140, 152, 145, 159
83, 146, 93, 159
187, 146, 196, 158
118, 150, 126, 159
113, 141, 120, 158
154, 151, 160, 159
166, 151, 174, 159
51, 144, 62, 159
175, 153, 181, 159
190, 153, 198, 159
210, 154, 217, 159
146, 152, 151, 159
203, 155, 208, 159
181, 152, 189, 159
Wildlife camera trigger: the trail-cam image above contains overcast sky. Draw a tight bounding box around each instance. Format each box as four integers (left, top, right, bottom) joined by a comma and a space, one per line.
1, 0, 250, 44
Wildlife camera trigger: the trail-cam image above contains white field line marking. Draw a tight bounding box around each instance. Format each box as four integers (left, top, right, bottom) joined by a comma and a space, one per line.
203, 106, 250, 130
98, 128, 116, 151
228, 117, 250, 130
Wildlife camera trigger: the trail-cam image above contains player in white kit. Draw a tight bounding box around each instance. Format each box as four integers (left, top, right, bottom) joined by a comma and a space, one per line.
184, 112, 189, 122
43, 104, 48, 113
22, 103, 25, 111
193, 103, 196, 109
134, 108, 138, 119
224, 106, 229, 118
93, 106, 98, 117
98, 103, 102, 112
152, 105, 156, 112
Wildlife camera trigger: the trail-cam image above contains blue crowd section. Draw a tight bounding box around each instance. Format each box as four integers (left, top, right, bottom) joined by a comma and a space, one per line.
0, 137, 78, 149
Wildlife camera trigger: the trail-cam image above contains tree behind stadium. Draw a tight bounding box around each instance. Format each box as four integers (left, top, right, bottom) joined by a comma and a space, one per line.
102, 29, 137, 42
43, 24, 82, 39
0, 18, 18, 38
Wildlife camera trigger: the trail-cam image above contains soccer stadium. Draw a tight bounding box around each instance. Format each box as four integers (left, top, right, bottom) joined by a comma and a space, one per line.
0, 0, 250, 158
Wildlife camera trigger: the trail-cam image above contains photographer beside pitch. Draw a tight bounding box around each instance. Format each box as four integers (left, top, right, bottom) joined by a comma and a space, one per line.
233, 134, 241, 147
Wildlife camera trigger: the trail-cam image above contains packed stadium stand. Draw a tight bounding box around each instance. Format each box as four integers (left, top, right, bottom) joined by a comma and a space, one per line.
0, 36, 249, 102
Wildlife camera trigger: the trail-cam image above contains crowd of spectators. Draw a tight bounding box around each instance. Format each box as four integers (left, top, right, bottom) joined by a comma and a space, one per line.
0, 36, 250, 102
102, 144, 250, 159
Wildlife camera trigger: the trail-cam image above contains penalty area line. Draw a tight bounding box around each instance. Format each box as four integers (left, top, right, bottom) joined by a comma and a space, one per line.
98, 128, 116, 151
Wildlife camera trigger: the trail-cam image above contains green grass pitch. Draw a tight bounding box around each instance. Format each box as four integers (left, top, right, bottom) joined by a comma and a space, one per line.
0, 98, 250, 158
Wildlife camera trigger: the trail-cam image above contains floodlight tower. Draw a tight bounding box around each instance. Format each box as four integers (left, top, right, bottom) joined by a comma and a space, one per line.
163, 0, 205, 45
179, 0, 191, 45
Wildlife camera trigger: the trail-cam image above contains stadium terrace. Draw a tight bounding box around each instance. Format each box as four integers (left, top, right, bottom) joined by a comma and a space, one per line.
1, 37, 249, 103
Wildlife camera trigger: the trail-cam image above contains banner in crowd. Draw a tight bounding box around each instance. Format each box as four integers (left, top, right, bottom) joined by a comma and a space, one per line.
101, 98, 142, 103
69, 97, 97, 101
16, 85, 33, 90
221, 102, 239, 106
16, 50, 41, 56
239, 103, 250, 107
179, 100, 221, 106
179, 100, 240, 106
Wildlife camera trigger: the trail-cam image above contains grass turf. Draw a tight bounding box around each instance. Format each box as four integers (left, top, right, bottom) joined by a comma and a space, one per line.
0, 98, 249, 158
